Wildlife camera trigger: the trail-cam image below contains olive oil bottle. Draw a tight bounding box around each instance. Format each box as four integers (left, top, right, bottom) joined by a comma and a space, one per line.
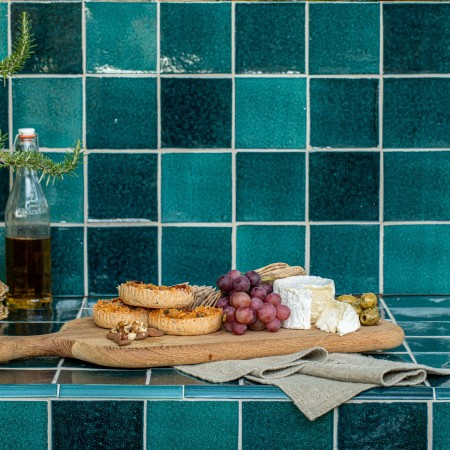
5, 129, 52, 309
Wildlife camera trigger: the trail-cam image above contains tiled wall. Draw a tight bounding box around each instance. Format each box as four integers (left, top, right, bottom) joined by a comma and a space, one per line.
0, 1, 449, 296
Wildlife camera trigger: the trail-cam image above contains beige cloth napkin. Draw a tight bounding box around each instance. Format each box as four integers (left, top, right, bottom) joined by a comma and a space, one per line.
176, 348, 450, 421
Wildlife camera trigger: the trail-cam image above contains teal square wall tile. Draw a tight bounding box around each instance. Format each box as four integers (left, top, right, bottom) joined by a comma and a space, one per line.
88, 153, 157, 221
309, 3, 379, 75
310, 225, 379, 293
51, 227, 84, 296
86, 77, 157, 149
235, 4, 305, 74
384, 152, 450, 221
11, 3, 82, 74
384, 225, 450, 294
310, 78, 379, 148
0, 227, 4, 281
162, 226, 231, 286
57, 369, 147, 385
236, 152, 305, 221
162, 153, 231, 223
43, 152, 83, 223
415, 354, 450, 369
0, 79, 7, 143
13, 78, 82, 148
0, 401, 47, 448
309, 152, 379, 221
88, 227, 157, 295
236, 226, 305, 273
434, 403, 450, 450
398, 321, 450, 337
235, 78, 306, 149
407, 338, 450, 353
86, 2, 156, 73
384, 79, 450, 148
0, 3, 6, 60
242, 402, 332, 450
52, 401, 143, 449
161, 3, 231, 74
148, 401, 238, 450
384, 5, 450, 74
338, 403, 427, 450
0, 168, 8, 222
161, 78, 231, 148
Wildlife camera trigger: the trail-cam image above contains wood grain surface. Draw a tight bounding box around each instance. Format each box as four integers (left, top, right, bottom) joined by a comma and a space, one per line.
0, 318, 404, 368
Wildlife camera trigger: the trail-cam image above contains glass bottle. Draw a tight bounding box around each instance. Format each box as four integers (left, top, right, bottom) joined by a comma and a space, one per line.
5, 128, 52, 309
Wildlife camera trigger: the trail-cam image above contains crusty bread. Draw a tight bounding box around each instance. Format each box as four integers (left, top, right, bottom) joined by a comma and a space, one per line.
93, 298, 149, 329
147, 306, 223, 336
118, 281, 194, 309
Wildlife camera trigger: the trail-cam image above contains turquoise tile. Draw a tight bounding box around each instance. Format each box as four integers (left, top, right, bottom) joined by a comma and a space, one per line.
161, 3, 231, 74
0, 369, 55, 384
0, 402, 47, 448
434, 403, 450, 449
384, 79, 450, 148
0, 79, 7, 143
428, 376, 450, 388
186, 384, 287, 400
162, 226, 231, 286
390, 308, 450, 322
236, 152, 305, 221
148, 401, 239, 450
355, 386, 433, 401
338, 403, 427, 450
384, 225, 450, 294
384, 5, 450, 74
242, 402, 332, 450
161, 78, 231, 148
60, 385, 183, 399
162, 153, 231, 223
86, 2, 156, 73
383, 296, 450, 309
52, 401, 144, 449
414, 354, 450, 369
13, 78, 82, 148
0, 227, 5, 281
399, 321, 450, 336
57, 370, 147, 385
236, 3, 305, 74
11, 3, 82, 74
235, 78, 306, 149
42, 152, 84, 223
0, 3, 6, 60
0, 384, 56, 397
236, 225, 305, 273
88, 153, 157, 221
310, 78, 379, 148
88, 227, 158, 295
0, 165, 9, 221
309, 3, 379, 74
436, 389, 450, 400
86, 77, 157, 149
5, 356, 60, 369
150, 368, 209, 386
407, 338, 450, 353
310, 225, 379, 293
309, 152, 379, 221
51, 227, 84, 296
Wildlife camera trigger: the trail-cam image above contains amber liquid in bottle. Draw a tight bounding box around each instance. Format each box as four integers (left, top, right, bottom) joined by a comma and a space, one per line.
6, 237, 52, 309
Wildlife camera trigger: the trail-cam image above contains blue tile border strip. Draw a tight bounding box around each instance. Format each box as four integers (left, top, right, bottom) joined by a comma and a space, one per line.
59, 384, 183, 399
0, 384, 58, 398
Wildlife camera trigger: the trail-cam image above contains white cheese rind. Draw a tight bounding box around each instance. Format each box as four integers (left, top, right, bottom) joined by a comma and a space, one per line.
275, 287, 312, 330
315, 299, 360, 336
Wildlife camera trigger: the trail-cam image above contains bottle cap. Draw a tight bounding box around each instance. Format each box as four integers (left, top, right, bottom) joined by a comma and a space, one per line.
18, 128, 36, 138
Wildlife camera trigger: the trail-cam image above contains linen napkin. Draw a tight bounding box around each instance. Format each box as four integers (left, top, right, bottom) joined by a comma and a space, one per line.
176, 348, 450, 421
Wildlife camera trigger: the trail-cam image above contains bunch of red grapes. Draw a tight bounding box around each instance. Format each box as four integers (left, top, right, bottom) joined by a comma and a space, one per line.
216, 270, 291, 335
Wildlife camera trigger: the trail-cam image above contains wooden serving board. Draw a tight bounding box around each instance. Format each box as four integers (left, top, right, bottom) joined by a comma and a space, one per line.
0, 318, 404, 368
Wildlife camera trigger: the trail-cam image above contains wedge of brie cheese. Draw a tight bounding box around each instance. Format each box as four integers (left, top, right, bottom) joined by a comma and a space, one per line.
276, 287, 312, 329
315, 299, 360, 336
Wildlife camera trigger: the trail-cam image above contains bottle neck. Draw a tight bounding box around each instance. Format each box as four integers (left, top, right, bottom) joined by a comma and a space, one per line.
14, 135, 39, 153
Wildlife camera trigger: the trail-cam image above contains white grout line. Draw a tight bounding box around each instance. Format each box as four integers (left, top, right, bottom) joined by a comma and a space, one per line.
379, 1, 384, 295
231, 1, 236, 270
428, 401, 433, 450
143, 400, 147, 450
47, 399, 52, 450
304, 2, 310, 274
333, 407, 338, 450
156, 0, 162, 285
238, 400, 243, 450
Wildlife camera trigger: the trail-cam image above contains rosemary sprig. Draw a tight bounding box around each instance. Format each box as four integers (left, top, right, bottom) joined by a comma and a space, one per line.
0, 12, 35, 84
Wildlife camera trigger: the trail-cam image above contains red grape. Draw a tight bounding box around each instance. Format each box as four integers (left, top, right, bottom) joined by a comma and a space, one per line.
250, 286, 267, 301
224, 321, 234, 332
250, 297, 264, 311
260, 282, 273, 294
265, 293, 282, 307
223, 306, 236, 323
256, 303, 277, 323
230, 292, 251, 309
217, 275, 233, 293
276, 304, 291, 321
266, 318, 281, 332
249, 320, 266, 331
245, 270, 262, 287
232, 322, 247, 335
227, 270, 241, 280
236, 307, 255, 325
216, 297, 230, 309
233, 275, 251, 292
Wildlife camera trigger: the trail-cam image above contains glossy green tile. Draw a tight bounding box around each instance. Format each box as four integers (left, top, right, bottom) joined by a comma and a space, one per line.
42, 152, 84, 223
434, 403, 450, 450
0, 166, 8, 222
148, 401, 239, 450
338, 403, 427, 450
309, 3, 379, 75
242, 402, 332, 450
354, 387, 433, 401
414, 354, 450, 369
86, 2, 156, 73
161, 78, 231, 148
235, 3, 305, 74
384, 225, 450, 294
310, 78, 378, 148
236, 225, 305, 272
162, 153, 231, 222
52, 401, 143, 449
236, 152, 305, 221
398, 322, 450, 337
57, 370, 147, 385
5, 356, 60, 369
161, 3, 231, 74
310, 225, 379, 293
162, 226, 231, 286
150, 368, 208, 386
60, 385, 183, 399
388, 308, 450, 322
88, 153, 157, 221
86, 77, 157, 149
309, 152, 379, 221
407, 338, 450, 353
13, 78, 82, 148
0, 369, 55, 384
11, 3, 82, 74
383, 296, 450, 309
51, 227, 84, 296
0, 79, 7, 143
384, 79, 450, 148
0, 401, 47, 448
384, 5, 450, 74
235, 78, 306, 149
88, 227, 158, 295
0, 3, 6, 60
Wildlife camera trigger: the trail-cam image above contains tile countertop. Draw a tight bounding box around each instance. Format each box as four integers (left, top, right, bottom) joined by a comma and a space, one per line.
0, 295, 449, 402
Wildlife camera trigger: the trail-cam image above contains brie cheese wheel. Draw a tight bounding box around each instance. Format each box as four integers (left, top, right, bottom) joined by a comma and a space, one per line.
315, 299, 360, 336
277, 287, 312, 329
